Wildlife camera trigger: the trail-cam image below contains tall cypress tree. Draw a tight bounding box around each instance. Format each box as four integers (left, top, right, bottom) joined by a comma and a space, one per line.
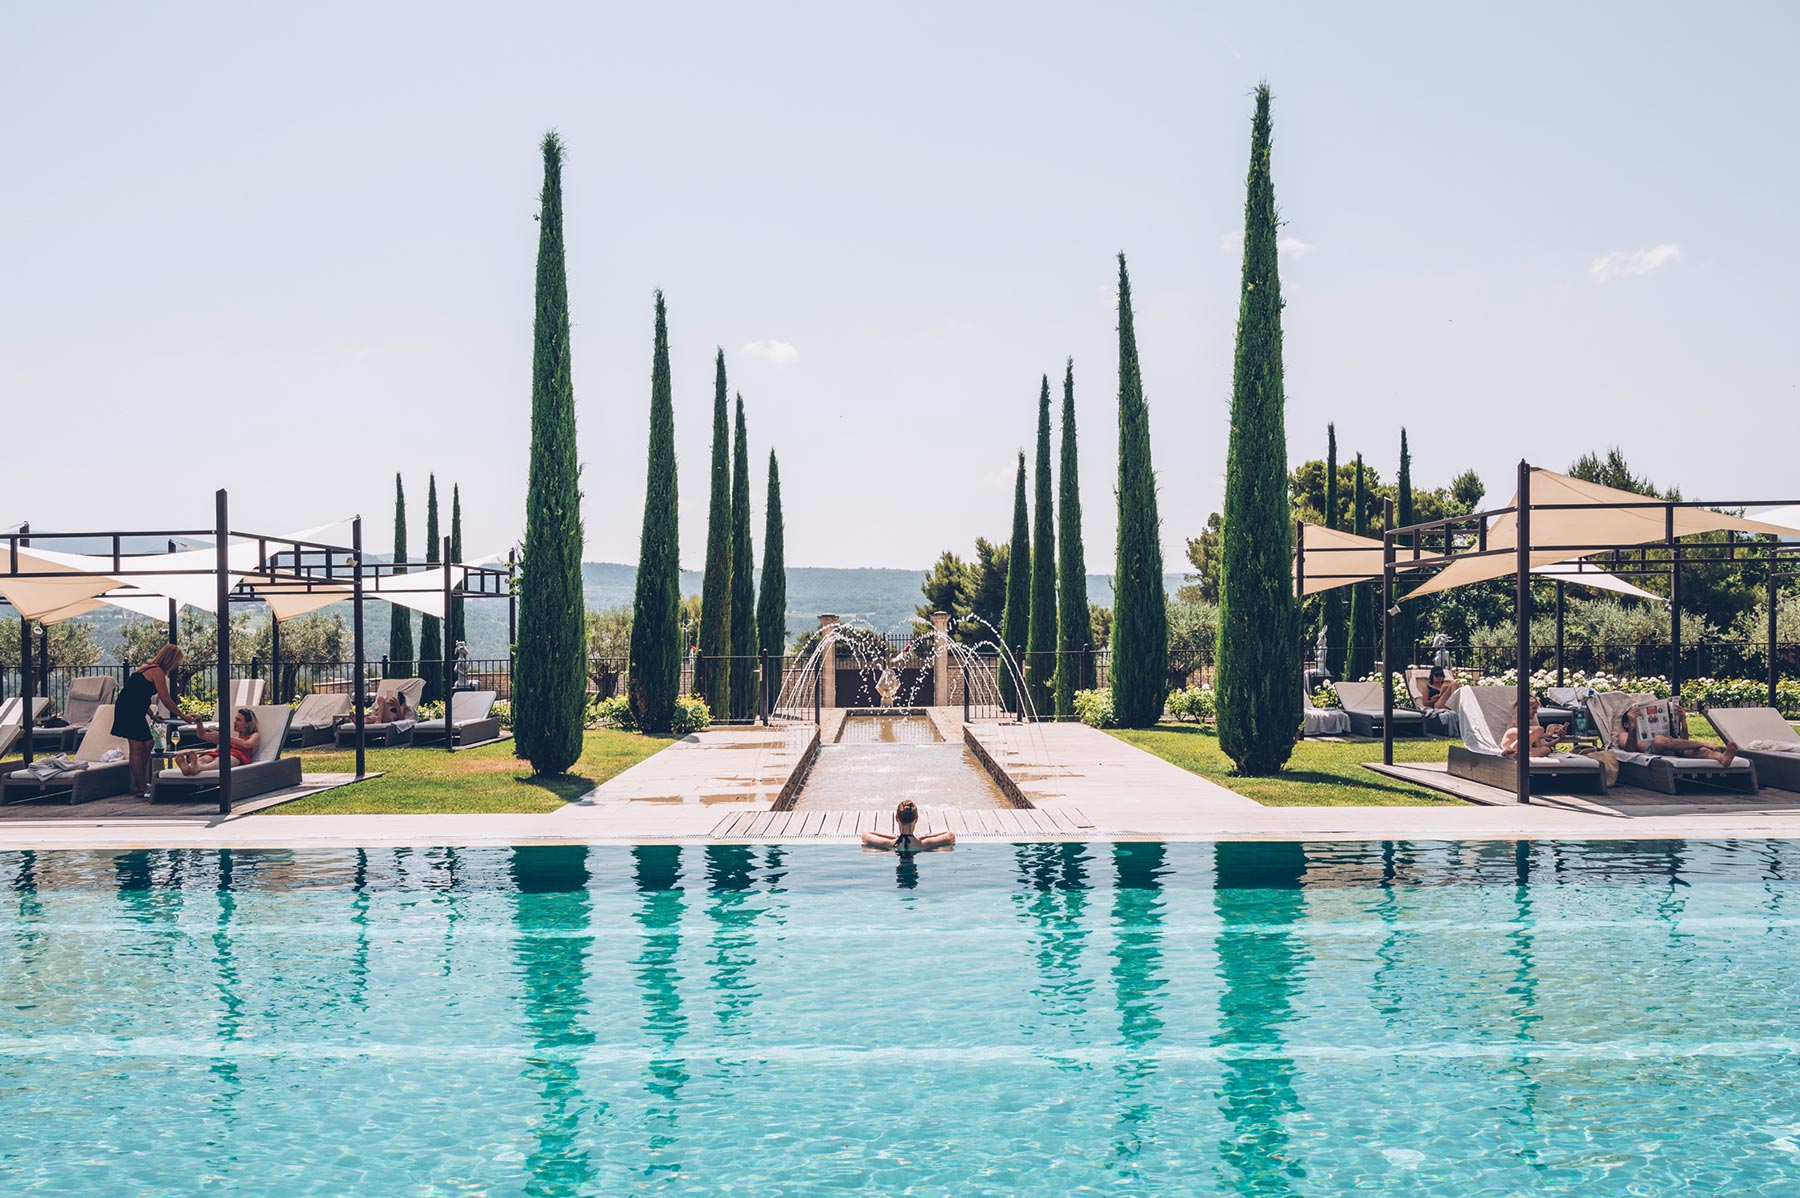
629, 291, 682, 732
1000, 452, 1031, 714
386, 473, 412, 677
756, 450, 787, 709
418, 474, 443, 703
1109, 254, 1168, 727
1053, 358, 1091, 716
1025, 375, 1057, 716
1395, 428, 1415, 666
1215, 82, 1300, 775
727, 394, 758, 719
1346, 453, 1375, 680
697, 350, 732, 714
1323, 424, 1345, 679
449, 483, 465, 649
514, 131, 586, 774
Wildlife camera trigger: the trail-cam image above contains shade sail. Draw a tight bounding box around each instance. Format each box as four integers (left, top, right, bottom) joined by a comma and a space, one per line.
1298, 521, 1663, 601
1749, 505, 1800, 537
1403, 469, 1800, 600
1532, 560, 1661, 601
365, 564, 468, 620
34, 590, 180, 626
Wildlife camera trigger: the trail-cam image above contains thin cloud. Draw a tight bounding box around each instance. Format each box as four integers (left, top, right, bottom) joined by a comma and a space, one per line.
743, 338, 799, 366
1218, 231, 1314, 257
1591, 243, 1681, 282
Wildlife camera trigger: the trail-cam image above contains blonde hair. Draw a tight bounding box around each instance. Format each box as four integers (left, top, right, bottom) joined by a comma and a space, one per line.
150, 644, 183, 673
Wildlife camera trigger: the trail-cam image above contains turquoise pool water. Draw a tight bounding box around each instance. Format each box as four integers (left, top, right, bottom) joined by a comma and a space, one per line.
3, 841, 1799, 1195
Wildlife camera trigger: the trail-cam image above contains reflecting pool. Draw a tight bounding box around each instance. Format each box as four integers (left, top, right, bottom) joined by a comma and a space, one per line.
3, 840, 1799, 1195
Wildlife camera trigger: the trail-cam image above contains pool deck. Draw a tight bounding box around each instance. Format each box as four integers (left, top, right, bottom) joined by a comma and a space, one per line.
3, 717, 1800, 849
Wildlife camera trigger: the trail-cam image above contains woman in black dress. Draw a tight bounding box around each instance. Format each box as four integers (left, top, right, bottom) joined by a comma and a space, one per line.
113, 644, 186, 797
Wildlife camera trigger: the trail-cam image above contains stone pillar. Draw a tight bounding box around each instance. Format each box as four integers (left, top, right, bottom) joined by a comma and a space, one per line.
817, 614, 839, 709
930, 611, 950, 708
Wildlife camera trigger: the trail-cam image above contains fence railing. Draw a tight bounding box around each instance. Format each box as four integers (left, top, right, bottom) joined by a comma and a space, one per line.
1314, 641, 1800, 684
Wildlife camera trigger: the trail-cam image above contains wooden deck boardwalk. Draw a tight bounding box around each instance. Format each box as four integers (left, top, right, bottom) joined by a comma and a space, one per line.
710, 805, 1095, 840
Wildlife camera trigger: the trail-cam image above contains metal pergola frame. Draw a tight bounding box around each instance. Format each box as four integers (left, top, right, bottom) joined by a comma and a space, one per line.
3, 489, 515, 814
1364, 461, 1800, 804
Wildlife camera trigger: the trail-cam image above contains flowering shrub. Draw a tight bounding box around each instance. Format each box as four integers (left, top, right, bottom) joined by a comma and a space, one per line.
590, 694, 634, 730
1681, 677, 1800, 718
1166, 685, 1216, 723
671, 695, 713, 735
1073, 687, 1117, 728
1473, 669, 1673, 703
1310, 686, 1340, 709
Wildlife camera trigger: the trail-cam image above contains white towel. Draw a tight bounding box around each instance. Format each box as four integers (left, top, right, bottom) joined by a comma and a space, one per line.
100, 748, 126, 763
1748, 739, 1800, 754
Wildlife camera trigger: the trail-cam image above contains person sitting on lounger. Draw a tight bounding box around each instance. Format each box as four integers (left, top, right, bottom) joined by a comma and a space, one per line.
1616, 702, 1737, 767
1422, 666, 1460, 710
175, 707, 260, 776
375, 690, 412, 724
861, 799, 956, 852
1501, 697, 1565, 758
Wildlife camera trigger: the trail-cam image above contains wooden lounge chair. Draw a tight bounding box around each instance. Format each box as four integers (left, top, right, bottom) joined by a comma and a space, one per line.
1587, 691, 1760, 796
1331, 681, 1426, 738
1445, 686, 1607, 795
1703, 707, 1800, 793
334, 677, 426, 748
28, 675, 118, 753
152, 704, 300, 804
411, 690, 501, 748
0, 704, 134, 806
286, 692, 353, 747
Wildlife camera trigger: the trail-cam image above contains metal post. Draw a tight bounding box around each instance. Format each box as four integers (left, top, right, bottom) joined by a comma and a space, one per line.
352, 516, 366, 779
812, 661, 821, 726
1554, 579, 1566, 687
1667, 507, 1683, 697
215, 489, 233, 816
1514, 462, 1532, 805
507, 547, 517, 670
17, 523, 31, 767
270, 611, 282, 704
1381, 499, 1395, 767
759, 648, 770, 726
37, 615, 49, 715
442, 534, 454, 754
1771, 547, 1781, 709
167, 540, 179, 646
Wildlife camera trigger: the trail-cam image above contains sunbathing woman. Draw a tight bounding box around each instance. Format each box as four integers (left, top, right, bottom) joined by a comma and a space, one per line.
861, 799, 956, 852
1422, 666, 1460, 710
175, 707, 260, 776
1617, 706, 1737, 767
1500, 697, 1565, 758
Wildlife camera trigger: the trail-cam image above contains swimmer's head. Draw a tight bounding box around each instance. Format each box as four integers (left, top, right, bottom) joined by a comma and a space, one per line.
895, 799, 918, 827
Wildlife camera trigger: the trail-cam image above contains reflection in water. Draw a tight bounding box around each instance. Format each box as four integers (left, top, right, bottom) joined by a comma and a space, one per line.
1212, 842, 1308, 1197
633, 846, 689, 1178
1108, 843, 1167, 1171
704, 846, 758, 1033
1013, 844, 1094, 1068
509, 845, 598, 1197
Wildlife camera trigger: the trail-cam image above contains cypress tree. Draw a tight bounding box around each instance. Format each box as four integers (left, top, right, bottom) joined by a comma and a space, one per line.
418, 474, 443, 703
386, 473, 412, 677
1215, 82, 1300, 775
1000, 452, 1031, 714
449, 484, 465, 649
697, 350, 732, 715
1025, 374, 1057, 716
727, 394, 758, 719
628, 291, 682, 732
1346, 453, 1375, 680
513, 132, 587, 774
756, 450, 787, 708
1395, 428, 1415, 665
1053, 358, 1091, 716
1108, 254, 1168, 727
1323, 423, 1345, 679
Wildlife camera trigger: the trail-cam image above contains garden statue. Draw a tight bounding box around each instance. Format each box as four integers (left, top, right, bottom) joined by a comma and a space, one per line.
876, 659, 901, 709
1431, 633, 1451, 670
453, 640, 471, 690
1314, 625, 1330, 677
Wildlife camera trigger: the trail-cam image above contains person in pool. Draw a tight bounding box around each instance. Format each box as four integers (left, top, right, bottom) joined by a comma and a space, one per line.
861, 799, 956, 852
174, 707, 261, 776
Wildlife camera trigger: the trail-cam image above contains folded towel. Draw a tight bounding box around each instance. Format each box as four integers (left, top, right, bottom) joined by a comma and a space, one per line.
1748, 739, 1800, 754
100, 748, 126, 763
24, 755, 88, 780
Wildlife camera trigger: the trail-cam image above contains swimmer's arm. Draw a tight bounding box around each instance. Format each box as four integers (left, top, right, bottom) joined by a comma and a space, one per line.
861, 830, 897, 848
917, 830, 956, 847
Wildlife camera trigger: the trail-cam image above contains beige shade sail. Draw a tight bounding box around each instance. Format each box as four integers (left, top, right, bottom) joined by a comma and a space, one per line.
33, 589, 180, 626
1402, 469, 1800, 601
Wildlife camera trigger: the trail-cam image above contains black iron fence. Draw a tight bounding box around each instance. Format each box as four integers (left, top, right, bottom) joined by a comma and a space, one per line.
1, 657, 515, 714
1312, 641, 1800, 684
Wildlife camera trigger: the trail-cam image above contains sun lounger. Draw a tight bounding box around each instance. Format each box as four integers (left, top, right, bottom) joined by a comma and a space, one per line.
1702, 707, 1800, 792
1301, 679, 1350, 737
1445, 685, 1607, 795
1402, 668, 1460, 738
1587, 691, 1759, 795
1331, 681, 1426, 738
152, 704, 301, 804
286, 692, 353, 747
26, 675, 119, 753
0, 704, 134, 805
334, 677, 426, 748
0, 697, 53, 759
172, 679, 267, 746
410, 690, 501, 747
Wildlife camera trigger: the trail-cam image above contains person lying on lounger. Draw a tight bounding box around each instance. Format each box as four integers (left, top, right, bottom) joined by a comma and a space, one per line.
1422, 666, 1461, 710
1501, 697, 1565, 758
174, 708, 260, 776
1616, 702, 1737, 768
861, 799, 955, 852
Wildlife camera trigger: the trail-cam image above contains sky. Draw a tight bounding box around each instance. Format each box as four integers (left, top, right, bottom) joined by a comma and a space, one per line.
4, 3, 1796, 572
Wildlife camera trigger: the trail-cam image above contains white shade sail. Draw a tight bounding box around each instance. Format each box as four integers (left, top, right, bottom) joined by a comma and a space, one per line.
1297, 520, 1665, 601
34, 589, 180, 626
1402, 469, 1800, 601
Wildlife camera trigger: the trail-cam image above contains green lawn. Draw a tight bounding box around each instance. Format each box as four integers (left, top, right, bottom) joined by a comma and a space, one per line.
268, 730, 674, 815
1109, 723, 1461, 806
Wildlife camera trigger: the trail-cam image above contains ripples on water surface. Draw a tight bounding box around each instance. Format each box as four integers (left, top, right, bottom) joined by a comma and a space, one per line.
3, 840, 1800, 1196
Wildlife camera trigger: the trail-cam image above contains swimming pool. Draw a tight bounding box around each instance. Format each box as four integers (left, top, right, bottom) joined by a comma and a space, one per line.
3, 840, 1797, 1195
